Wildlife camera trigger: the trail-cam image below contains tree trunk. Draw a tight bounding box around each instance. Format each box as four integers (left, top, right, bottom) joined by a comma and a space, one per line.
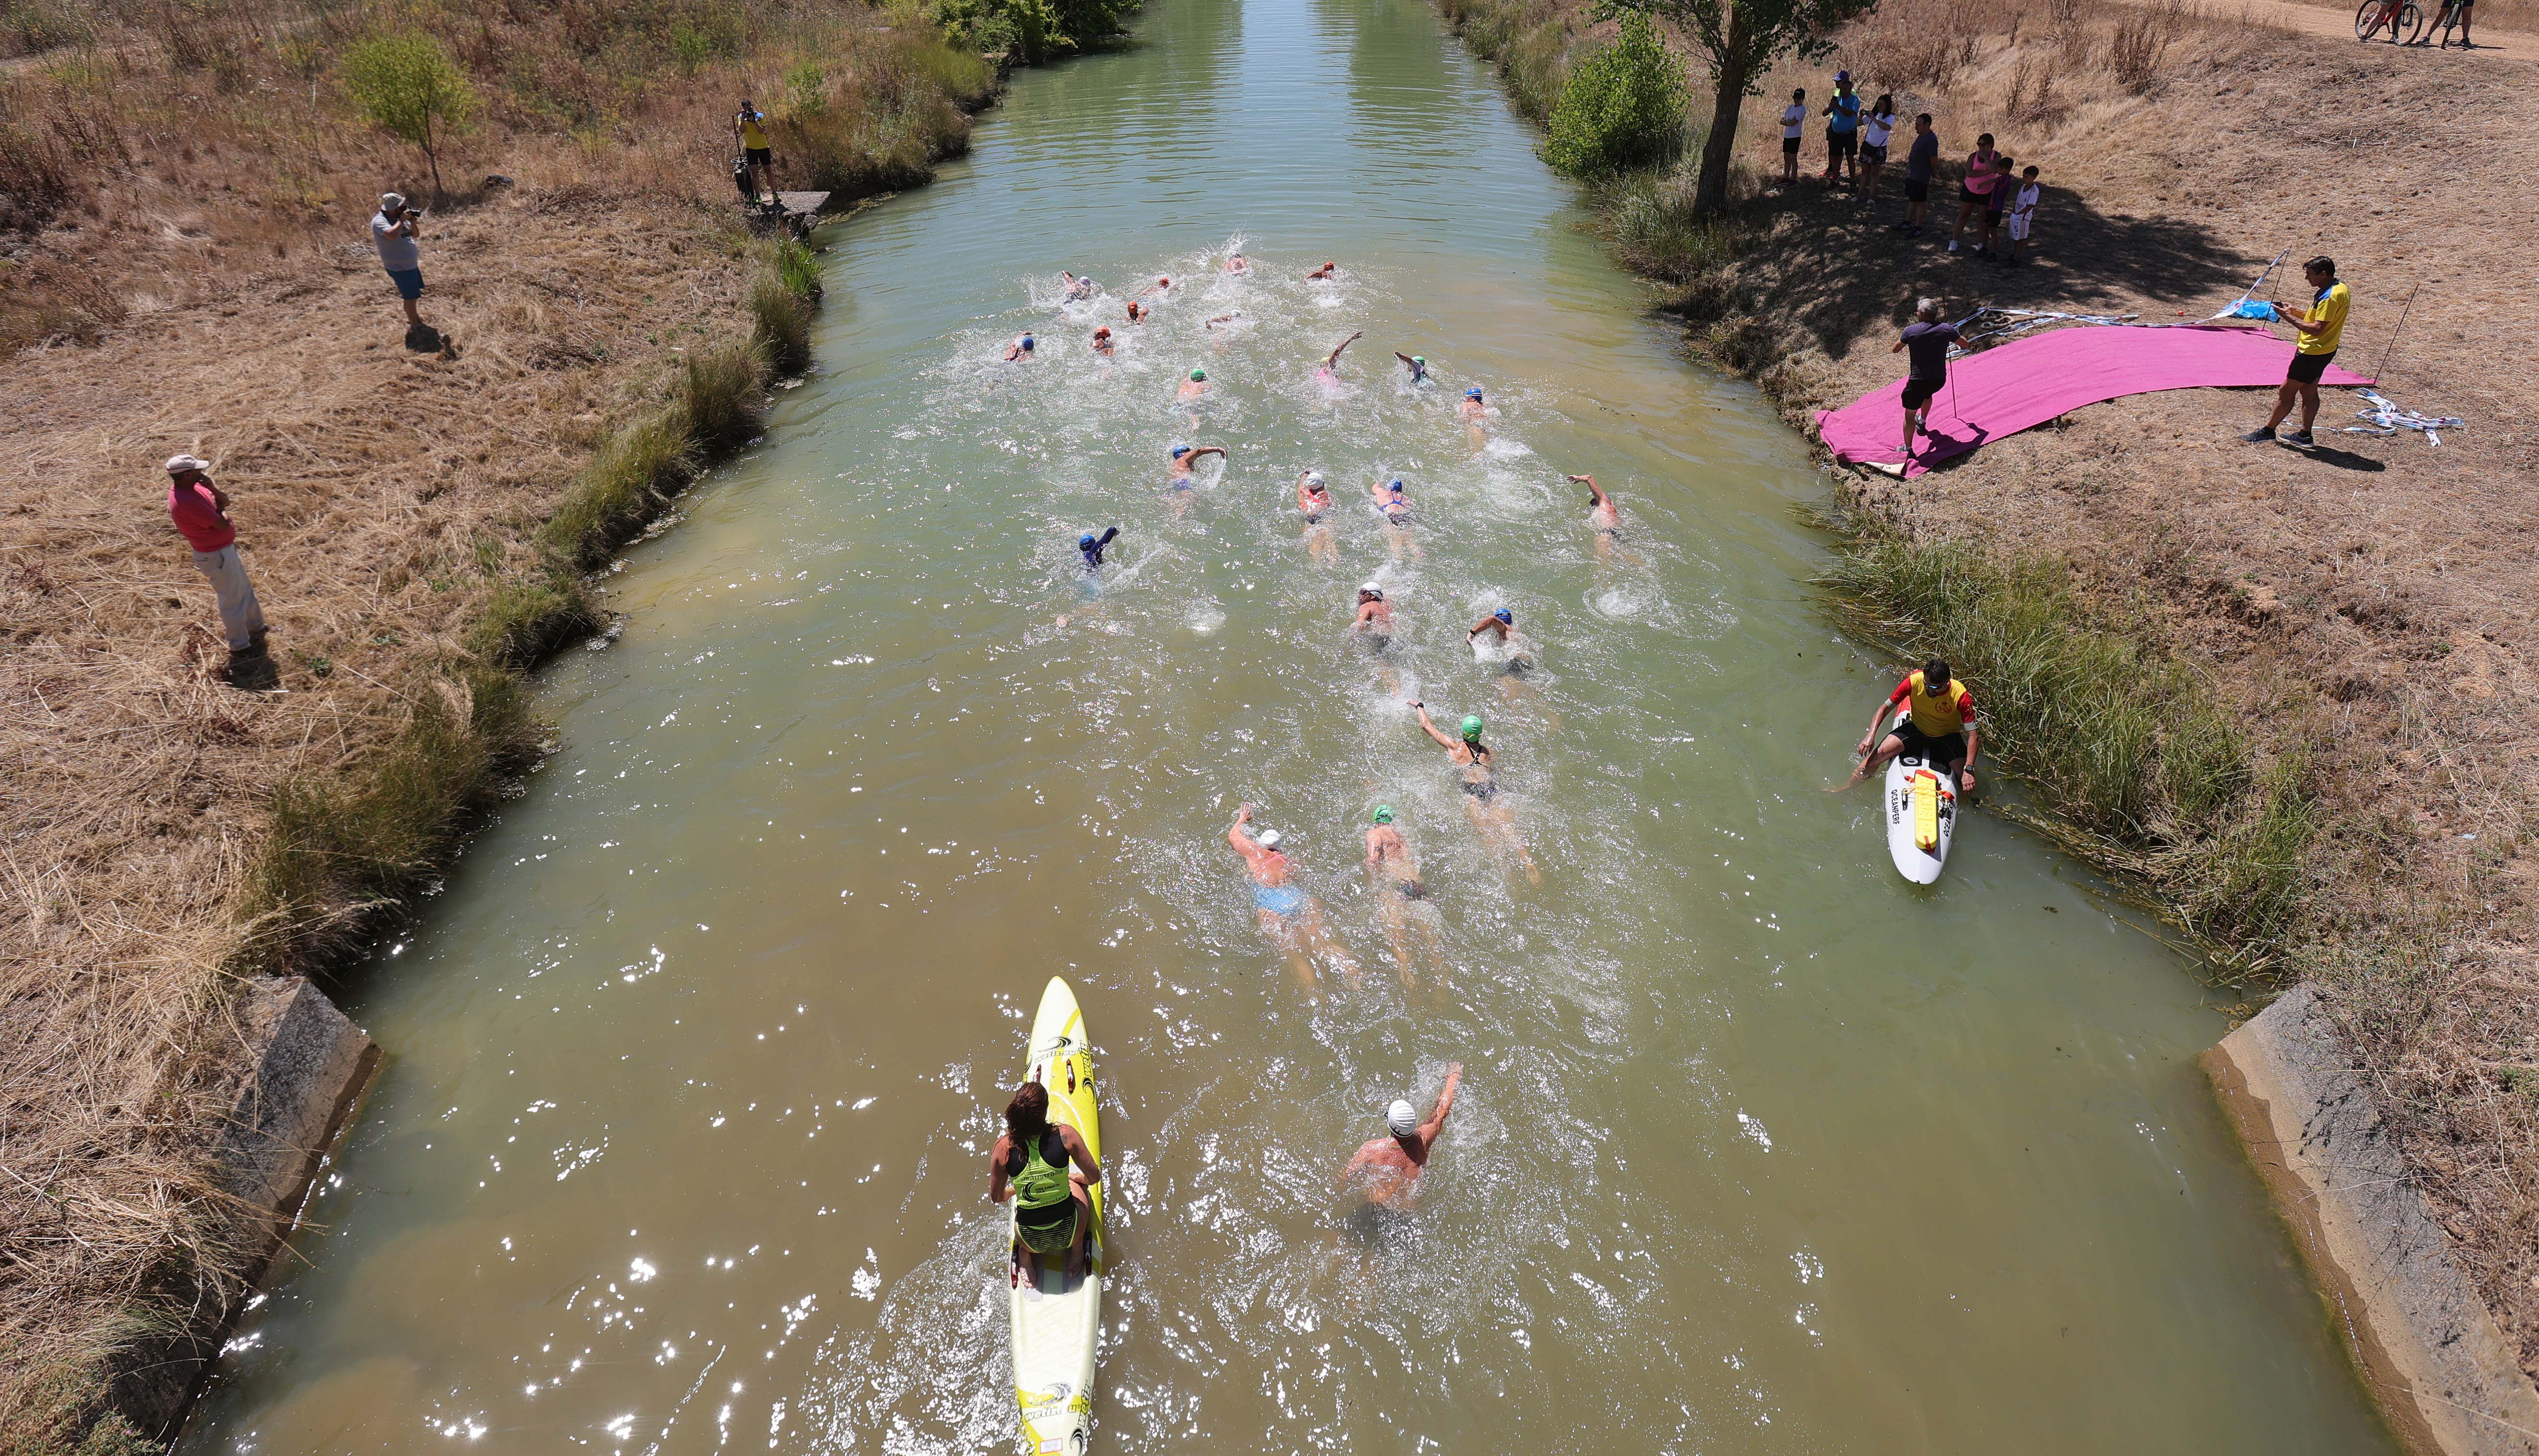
1693, 6, 1754, 217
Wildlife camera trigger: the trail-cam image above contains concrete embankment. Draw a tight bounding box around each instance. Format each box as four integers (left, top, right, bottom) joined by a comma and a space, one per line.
2207, 988, 2539, 1456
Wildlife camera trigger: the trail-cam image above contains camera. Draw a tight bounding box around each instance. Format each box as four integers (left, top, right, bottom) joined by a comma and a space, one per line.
401, 207, 421, 220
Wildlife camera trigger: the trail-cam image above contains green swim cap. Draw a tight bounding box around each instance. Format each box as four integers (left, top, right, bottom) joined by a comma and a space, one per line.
1190, 367, 1206, 381
1411, 355, 1426, 365
1373, 805, 1394, 824
1460, 714, 1484, 741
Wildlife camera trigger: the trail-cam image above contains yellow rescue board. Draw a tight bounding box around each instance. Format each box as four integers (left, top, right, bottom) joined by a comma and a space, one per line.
1011, 976, 1101, 1456
1912, 769, 1941, 851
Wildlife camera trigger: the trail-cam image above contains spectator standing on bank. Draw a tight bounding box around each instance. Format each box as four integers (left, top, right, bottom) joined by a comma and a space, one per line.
1893, 115, 1939, 236
2242, 256, 2351, 447
2005, 165, 2042, 266
1857, 93, 1896, 203
735, 97, 774, 205
371, 192, 426, 333
1948, 133, 2001, 254
1822, 71, 1862, 189
165, 455, 268, 671
1778, 89, 1807, 186
1979, 153, 2013, 260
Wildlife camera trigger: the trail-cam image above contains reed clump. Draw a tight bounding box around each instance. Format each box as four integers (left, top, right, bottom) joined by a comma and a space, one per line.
1817, 520, 2316, 965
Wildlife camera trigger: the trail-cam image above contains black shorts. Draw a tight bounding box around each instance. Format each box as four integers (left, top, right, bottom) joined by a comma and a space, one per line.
1782, 135, 1801, 156
1904, 177, 1930, 202
1826, 130, 1858, 160
1902, 377, 1942, 410
744, 146, 772, 166
1959, 181, 1982, 204
1861, 142, 1888, 163
2286, 349, 2334, 385
1893, 723, 1967, 774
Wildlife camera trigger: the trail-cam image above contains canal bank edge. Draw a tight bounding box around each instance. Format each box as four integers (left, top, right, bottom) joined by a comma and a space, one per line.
118, 978, 378, 1444
2206, 990, 2539, 1456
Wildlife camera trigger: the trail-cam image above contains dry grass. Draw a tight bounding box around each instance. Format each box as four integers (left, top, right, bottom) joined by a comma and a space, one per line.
1439, 0, 2539, 1388
0, 0, 992, 1448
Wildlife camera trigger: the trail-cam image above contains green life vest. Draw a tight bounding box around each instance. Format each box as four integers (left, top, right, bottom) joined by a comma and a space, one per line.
1010, 1129, 1070, 1210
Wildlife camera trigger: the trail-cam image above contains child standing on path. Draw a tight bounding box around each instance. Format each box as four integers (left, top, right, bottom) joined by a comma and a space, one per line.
1779, 89, 1806, 186
1858, 95, 1896, 203
2005, 166, 2042, 266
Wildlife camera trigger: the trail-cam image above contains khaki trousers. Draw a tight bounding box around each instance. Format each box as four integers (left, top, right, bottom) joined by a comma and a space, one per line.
191, 545, 267, 651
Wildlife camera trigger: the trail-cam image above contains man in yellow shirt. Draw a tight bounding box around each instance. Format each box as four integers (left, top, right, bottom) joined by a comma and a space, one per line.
735, 98, 773, 205
2243, 255, 2350, 447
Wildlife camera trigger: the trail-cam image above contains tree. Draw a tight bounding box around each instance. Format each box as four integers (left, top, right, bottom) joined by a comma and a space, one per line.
1607, 0, 1882, 215
1543, 13, 1688, 179
344, 33, 478, 205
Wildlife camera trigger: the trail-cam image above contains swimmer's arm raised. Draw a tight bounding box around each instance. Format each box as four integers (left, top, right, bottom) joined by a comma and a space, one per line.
1323, 330, 1363, 369
1408, 701, 1459, 751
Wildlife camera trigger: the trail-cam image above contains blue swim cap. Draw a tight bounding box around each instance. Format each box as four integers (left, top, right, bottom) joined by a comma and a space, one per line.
1022, 335, 1035, 348
1388, 479, 1405, 492
1079, 533, 1097, 549
1466, 387, 1483, 399
1172, 445, 1192, 458
1494, 608, 1513, 623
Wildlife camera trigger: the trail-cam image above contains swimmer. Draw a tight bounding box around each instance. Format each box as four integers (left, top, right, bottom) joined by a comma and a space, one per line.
1340, 1064, 1461, 1211
1167, 443, 1226, 484
1307, 260, 1338, 280
1126, 301, 1148, 324
1371, 478, 1420, 562
1225, 253, 1250, 273
1298, 471, 1337, 563
1178, 366, 1211, 400
1409, 699, 1541, 884
1206, 312, 1242, 329
1364, 806, 1447, 989
1352, 582, 1392, 645
1228, 803, 1360, 991
1003, 334, 1037, 362
1079, 526, 1119, 570
1090, 326, 1114, 356
1467, 607, 1516, 647
1061, 271, 1096, 300
1570, 473, 1635, 566
1470, 607, 1547, 715
1135, 275, 1172, 298
1319, 330, 1364, 376
1457, 385, 1487, 422
1393, 351, 1429, 384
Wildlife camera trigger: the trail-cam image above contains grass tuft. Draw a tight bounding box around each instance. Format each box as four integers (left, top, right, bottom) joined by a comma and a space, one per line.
1816, 518, 2315, 967
467, 570, 605, 672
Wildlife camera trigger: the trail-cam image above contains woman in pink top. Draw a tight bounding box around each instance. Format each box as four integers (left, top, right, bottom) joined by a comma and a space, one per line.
165, 453, 268, 667
1949, 133, 2000, 254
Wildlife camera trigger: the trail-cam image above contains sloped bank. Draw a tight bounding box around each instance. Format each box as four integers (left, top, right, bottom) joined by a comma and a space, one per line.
1426, 0, 2539, 1448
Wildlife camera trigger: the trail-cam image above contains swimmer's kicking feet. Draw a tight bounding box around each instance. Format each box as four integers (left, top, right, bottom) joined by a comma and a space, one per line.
1228, 804, 1359, 991
1004, 334, 1038, 362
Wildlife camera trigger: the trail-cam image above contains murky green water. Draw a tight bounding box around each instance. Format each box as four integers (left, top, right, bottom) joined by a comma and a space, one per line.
182, 0, 2395, 1450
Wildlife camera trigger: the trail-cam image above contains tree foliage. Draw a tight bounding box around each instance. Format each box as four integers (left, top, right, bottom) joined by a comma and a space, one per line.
1605, 0, 1884, 213
1543, 13, 1687, 178
928, 0, 1134, 62
343, 32, 477, 203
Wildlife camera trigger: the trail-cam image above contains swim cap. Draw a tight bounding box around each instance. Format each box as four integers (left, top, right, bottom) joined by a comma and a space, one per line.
1256, 828, 1283, 849
1022, 335, 1035, 348
1466, 387, 1483, 399
1172, 445, 1192, 458
1079, 533, 1097, 549
1387, 1100, 1420, 1137
1460, 714, 1484, 741
1388, 479, 1405, 492
1373, 805, 1394, 825
1410, 355, 1426, 366
1304, 471, 1326, 489
1494, 608, 1513, 624
1359, 581, 1383, 597
1094, 326, 1110, 336
1190, 367, 1205, 381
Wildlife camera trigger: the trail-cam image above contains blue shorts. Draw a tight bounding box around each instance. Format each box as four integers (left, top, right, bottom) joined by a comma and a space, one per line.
385, 267, 424, 301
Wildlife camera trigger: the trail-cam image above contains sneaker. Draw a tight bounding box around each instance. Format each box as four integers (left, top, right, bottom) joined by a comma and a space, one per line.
2283, 429, 2315, 446
2239, 427, 2277, 443
1947, 239, 1959, 252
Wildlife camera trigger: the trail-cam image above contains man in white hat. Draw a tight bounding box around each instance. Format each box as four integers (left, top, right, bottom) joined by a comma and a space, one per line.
1341, 1063, 1463, 1210
164, 454, 267, 671
371, 191, 426, 332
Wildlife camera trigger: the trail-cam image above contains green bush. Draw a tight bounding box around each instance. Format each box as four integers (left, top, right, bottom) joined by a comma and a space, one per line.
679, 338, 769, 448
343, 32, 478, 202
1542, 13, 1685, 179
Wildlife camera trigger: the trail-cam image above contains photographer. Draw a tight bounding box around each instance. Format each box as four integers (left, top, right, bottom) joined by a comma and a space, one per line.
735, 98, 774, 205
370, 192, 427, 334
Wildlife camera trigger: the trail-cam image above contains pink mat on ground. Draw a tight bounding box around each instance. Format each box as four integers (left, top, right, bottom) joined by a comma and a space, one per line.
1813, 325, 2375, 477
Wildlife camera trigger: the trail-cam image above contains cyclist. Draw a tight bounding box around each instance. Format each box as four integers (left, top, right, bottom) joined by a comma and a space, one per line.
2424, 0, 2472, 45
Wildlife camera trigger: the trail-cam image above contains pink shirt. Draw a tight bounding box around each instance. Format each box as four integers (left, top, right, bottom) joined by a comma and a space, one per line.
168, 480, 235, 551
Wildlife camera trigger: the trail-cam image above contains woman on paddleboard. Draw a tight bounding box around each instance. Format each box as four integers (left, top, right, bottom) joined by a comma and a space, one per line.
990, 1082, 1101, 1286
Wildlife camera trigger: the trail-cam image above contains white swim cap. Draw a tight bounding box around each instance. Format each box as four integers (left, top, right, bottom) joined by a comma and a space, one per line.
1304, 471, 1325, 488
1359, 581, 1383, 596
1255, 828, 1283, 849
1386, 1100, 1419, 1137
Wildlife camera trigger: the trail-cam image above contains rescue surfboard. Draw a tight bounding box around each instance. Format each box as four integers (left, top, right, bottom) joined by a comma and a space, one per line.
1010, 976, 1103, 1456
1883, 749, 1958, 885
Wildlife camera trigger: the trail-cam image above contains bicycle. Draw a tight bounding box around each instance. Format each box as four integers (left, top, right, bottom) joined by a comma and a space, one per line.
2355, 0, 2424, 41
2422, 0, 2469, 45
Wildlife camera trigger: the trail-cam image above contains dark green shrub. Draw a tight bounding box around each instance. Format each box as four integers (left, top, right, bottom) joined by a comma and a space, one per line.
1542, 13, 1685, 178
